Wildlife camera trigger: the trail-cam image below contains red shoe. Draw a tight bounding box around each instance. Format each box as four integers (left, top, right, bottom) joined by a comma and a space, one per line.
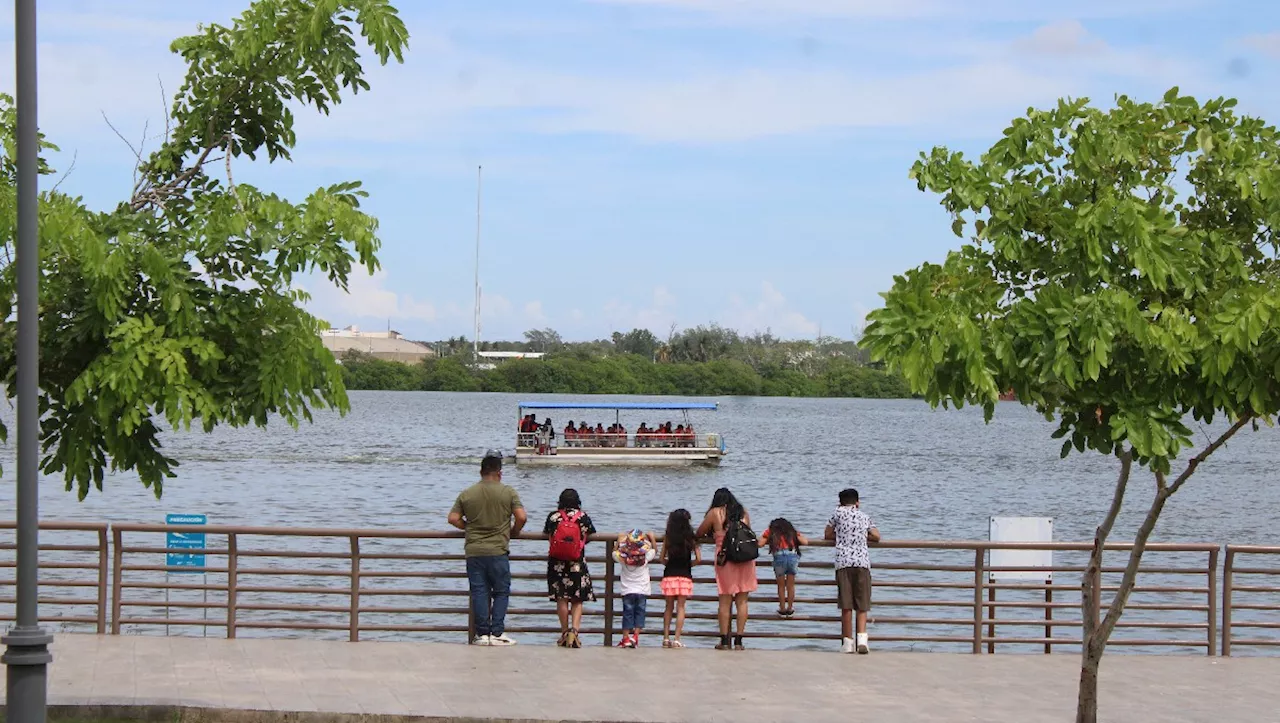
616, 633, 633, 648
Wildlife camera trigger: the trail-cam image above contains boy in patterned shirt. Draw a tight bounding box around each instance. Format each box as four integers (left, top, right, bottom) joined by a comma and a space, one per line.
825, 488, 880, 654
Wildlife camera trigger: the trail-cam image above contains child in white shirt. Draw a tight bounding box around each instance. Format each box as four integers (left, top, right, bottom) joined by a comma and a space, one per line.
614, 529, 657, 648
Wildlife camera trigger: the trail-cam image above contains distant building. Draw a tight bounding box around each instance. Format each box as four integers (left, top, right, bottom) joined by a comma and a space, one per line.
477, 351, 546, 360
321, 326, 436, 364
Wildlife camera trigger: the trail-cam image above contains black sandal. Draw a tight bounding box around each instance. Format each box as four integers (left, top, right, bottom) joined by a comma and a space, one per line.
733, 635, 745, 650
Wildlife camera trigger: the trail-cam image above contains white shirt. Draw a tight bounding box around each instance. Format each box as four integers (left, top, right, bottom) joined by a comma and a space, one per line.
828, 506, 876, 570
616, 548, 656, 595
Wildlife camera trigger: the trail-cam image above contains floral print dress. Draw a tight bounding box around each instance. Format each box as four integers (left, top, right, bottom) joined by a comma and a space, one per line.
544, 508, 597, 602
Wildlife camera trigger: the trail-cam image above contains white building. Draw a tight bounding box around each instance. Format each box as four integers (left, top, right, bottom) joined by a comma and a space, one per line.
321, 326, 436, 364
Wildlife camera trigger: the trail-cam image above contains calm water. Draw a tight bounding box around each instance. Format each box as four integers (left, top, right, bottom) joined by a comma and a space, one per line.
2, 392, 1277, 652
5, 392, 1275, 543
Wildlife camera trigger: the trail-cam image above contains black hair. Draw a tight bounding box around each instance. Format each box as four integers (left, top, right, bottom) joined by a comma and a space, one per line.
480, 455, 502, 476
708, 487, 743, 518
767, 517, 801, 557
664, 508, 695, 558
839, 488, 860, 505
557, 488, 582, 511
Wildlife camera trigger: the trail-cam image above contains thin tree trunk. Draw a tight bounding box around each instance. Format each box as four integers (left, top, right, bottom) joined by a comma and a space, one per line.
1077, 450, 1132, 723
1076, 417, 1252, 723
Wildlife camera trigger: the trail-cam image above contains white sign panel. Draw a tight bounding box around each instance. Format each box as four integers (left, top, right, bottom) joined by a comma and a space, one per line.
989, 516, 1053, 582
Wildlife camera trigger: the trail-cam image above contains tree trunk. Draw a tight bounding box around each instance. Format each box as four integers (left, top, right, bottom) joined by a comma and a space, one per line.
1076, 649, 1101, 723
1075, 416, 1251, 723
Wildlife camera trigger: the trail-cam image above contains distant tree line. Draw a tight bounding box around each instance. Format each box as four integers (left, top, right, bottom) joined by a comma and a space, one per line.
345, 325, 912, 398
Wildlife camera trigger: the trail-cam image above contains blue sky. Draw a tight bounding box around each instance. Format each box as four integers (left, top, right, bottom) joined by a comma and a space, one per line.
2, 0, 1279, 342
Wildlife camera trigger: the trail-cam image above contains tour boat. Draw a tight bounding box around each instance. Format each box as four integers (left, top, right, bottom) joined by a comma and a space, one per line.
514, 401, 726, 467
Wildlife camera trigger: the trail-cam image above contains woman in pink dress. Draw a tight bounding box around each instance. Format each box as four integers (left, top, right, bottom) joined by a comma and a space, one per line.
696, 487, 757, 650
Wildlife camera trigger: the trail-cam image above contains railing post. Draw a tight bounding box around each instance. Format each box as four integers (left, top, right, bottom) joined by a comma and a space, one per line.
226, 533, 238, 639
1044, 582, 1053, 654
349, 535, 361, 643
1207, 546, 1218, 656
604, 539, 616, 647
110, 526, 123, 634
1222, 547, 1234, 658
96, 526, 109, 634
986, 587, 996, 654
972, 547, 984, 654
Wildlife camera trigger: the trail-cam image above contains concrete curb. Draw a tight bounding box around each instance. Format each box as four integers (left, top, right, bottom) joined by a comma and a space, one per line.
46, 706, 628, 723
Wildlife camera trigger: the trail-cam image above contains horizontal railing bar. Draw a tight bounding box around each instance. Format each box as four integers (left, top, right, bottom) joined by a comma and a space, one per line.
118, 599, 227, 610
0, 561, 101, 570
0, 596, 100, 606
0, 544, 103, 553
235, 585, 350, 596
237, 603, 350, 614
0, 580, 101, 588
0, 521, 110, 531
1227, 568, 1280, 575
1227, 585, 1280, 593
1227, 603, 1280, 610
120, 565, 230, 574
236, 568, 349, 577
114, 617, 227, 628
1225, 621, 1280, 629
1224, 546, 1280, 554
0, 615, 100, 624
1226, 639, 1280, 645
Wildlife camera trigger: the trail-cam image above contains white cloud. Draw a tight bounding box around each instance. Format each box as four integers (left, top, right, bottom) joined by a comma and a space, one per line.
522, 300, 549, 325
0, 4, 1204, 153
721, 282, 819, 337
1243, 33, 1280, 58
585, 0, 1199, 24
602, 286, 680, 334
307, 269, 437, 326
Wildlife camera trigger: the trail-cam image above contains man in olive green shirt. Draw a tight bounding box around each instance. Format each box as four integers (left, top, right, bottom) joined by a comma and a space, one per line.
448, 450, 526, 646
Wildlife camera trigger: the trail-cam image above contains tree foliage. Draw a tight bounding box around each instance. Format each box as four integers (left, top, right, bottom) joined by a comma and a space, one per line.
0, 0, 409, 498
339, 350, 911, 399
864, 89, 1280, 472
862, 88, 1280, 723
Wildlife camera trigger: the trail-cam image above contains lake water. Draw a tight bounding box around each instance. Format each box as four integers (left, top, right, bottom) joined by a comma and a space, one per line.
2, 392, 1277, 652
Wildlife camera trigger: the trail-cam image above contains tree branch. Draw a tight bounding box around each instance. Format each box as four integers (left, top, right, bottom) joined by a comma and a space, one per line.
1094, 415, 1254, 647
1167, 415, 1253, 495
1083, 448, 1132, 644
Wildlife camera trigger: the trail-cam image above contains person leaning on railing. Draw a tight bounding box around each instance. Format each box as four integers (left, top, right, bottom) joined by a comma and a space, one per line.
448, 450, 527, 647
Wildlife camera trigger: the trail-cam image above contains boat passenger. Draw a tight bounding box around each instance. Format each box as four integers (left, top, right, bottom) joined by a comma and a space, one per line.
578, 421, 591, 447
564, 421, 576, 448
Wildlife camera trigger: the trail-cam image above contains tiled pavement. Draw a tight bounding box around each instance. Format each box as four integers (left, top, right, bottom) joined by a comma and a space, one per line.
7, 634, 1278, 722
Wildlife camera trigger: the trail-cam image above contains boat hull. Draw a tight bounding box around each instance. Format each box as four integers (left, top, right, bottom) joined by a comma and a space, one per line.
515, 447, 724, 467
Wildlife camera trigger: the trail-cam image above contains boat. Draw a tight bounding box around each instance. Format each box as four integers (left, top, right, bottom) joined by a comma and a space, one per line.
514, 402, 726, 467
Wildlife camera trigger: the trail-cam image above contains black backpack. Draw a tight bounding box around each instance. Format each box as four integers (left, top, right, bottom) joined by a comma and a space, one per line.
718, 506, 759, 565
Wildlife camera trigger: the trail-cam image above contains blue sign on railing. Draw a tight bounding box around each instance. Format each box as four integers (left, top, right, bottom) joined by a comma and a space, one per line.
166, 513, 207, 573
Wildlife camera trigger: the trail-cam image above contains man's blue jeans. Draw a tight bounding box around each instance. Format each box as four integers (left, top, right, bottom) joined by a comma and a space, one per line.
466, 554, 511, 637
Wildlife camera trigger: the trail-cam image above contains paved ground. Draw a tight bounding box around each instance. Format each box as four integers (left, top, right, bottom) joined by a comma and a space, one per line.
8, 634, 1277, 722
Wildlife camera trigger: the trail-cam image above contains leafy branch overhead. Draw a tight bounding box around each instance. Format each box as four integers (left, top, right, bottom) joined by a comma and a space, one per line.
862, 88, 1280, 473
0, 0, 409, 498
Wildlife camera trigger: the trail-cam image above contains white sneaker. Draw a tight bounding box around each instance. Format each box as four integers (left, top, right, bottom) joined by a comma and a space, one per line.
841, 637, 855, 654
471, 635, 492, 646
856, 633, 869, 654
488, 633, 517, 646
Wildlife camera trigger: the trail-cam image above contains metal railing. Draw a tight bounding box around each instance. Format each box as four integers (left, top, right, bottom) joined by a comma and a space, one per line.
1, 521, 1273, 656
1222, 545, 1280, 656
0, 521, 109, 633
518, 432, 719, 450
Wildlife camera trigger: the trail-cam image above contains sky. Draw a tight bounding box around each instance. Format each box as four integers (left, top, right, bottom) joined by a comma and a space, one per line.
1, 0, 1279, 342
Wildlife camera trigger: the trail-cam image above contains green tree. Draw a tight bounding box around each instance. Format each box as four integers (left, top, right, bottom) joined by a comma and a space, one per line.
862, 88, 1280, 723
0, 1, 409, 498
611, 328, 660, 358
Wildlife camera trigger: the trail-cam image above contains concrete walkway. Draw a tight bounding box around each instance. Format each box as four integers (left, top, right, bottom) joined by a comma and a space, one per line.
12, 634, 1278, 722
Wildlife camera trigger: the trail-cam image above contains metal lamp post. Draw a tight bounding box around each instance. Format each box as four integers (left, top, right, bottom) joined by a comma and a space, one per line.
2, 0, 53, 720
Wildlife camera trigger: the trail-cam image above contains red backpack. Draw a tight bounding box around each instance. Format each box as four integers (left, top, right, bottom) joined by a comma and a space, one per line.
549, 509, 586, 561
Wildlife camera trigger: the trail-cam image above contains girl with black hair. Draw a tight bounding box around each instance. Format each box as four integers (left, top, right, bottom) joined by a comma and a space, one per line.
696, 487, 757, 650
659, 509, 700, 648
760, 518, 809, 617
